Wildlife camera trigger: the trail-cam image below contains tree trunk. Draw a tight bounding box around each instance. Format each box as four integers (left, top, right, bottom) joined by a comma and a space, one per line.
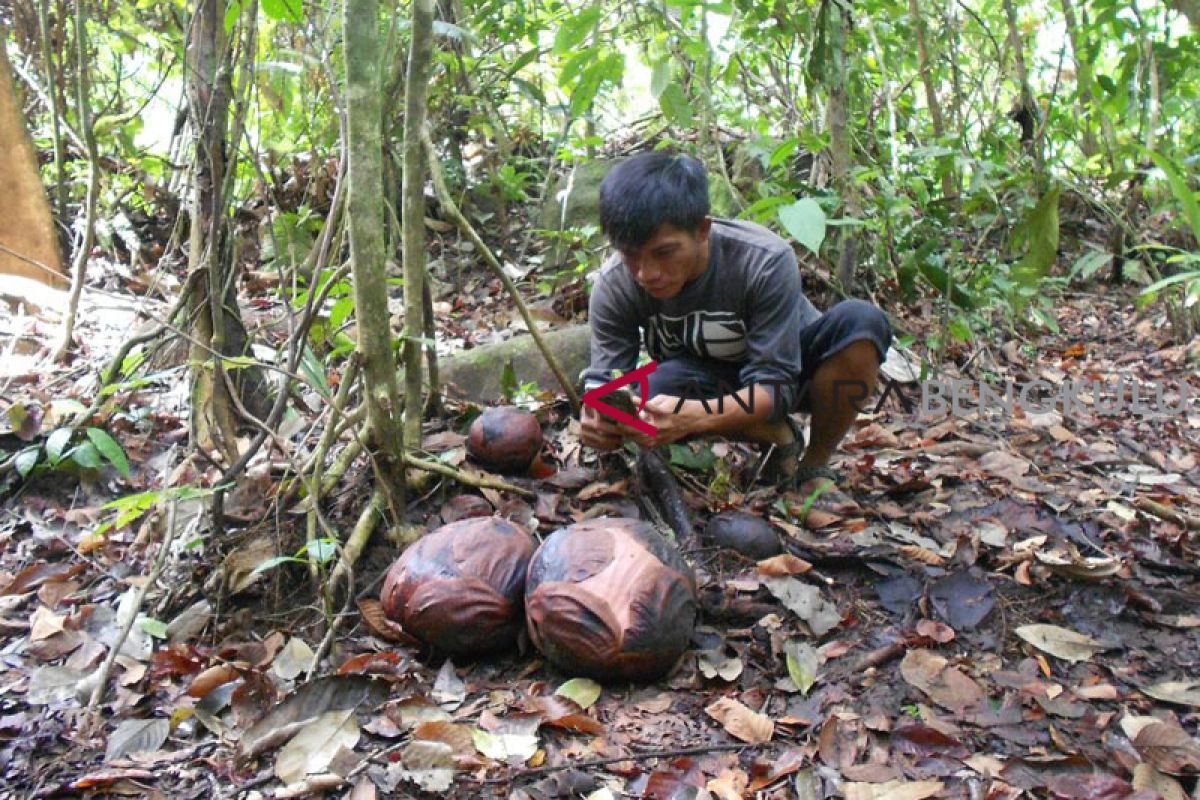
185, 0, 271, 465
0, 27, 65, 287
826, 0, 857, 289
1059, 0, 1099, 156
1001, 0, 1044, 175
908, 0, 956, 200
345, 0, 407, 523
402, 0, 434, 447
53, 0, 99, 360
36, 0, 67, 222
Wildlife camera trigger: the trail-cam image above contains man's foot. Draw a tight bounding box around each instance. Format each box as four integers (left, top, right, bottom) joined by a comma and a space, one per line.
754, 417, 805, 488
789, 463, 861, 526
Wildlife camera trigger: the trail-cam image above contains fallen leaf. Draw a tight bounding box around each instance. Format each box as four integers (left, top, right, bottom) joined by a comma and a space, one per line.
899, 649, 984, 714
432, 660, 466, 709
915, 620, 955, 643
634, 693, 673, 714
785, 640, 822, 696
757, 554, 812, 577
705, 697, 774, 744
272, 638, 315, 681
1073, 683, 1119, 701
764, 578, 840, 636
275, 708, 360, 784
1132, 720, 1200, 774
1143, 680, 1200, 708
928, 571, 994, 630
357, 599, 418, 645
1132, 763, 1188, 800
699, 651, 744, 682
236, 676, 386, 762
843, 779, 944, 800
399, 739, 455, 792
105, 718, 170, 762
1015, 624, 1107, 662
472, 729, 539, 762
555, 678, 601, 710
29, 606, 66, 641
26, 665, 85, 705
707, 768, 749, 800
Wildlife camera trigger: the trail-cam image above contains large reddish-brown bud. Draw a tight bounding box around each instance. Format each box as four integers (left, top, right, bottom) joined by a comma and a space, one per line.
381, 516, 535, 654
466, 407, 543, 474
525, 518, 697, 682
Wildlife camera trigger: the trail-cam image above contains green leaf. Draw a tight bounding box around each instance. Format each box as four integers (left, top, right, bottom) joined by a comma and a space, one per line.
555, 678, 601, 709
1141, 269, 1200, 296
658, 83, 693, 127
250, 555, 303, 577
553, 5, 602, 55
300, 538, 338, 564
668, 443, 716, 471
140, 618, 169, 639
501, 361, 519, 402
86, 428, 131, 479
1142, 149, 1200, 243
261, 0, 302, 22
15, 447, 40, 477
785, 640, 821, 696
46, 428, 73, 465
69, 442, 103, 470
1013, 184, 1061, 290
777, 199, 826, 255
650, 58, 671, 100
224, 0, 243, 32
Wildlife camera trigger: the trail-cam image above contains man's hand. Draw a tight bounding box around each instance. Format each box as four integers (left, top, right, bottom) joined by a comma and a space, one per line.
579, 404, 628, 451
634, 394, 700, 447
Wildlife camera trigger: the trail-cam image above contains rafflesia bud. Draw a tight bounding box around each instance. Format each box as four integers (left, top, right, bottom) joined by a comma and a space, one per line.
525, 518, 697, 682
466, 407, 543, 474
705, 511, 781, 559
381, 516, 535, 654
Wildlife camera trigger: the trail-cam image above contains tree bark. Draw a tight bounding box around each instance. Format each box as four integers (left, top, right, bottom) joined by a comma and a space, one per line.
826, 0, 857, 289
908, 0, 956, 200
0, 25, 64, 287
53, 0, 99, 360
345, 0, 407, 523
1001, 0, 1044, 175
185, 0, 271, 465
1059, 0, 1100, 156
402, 0, 434, 448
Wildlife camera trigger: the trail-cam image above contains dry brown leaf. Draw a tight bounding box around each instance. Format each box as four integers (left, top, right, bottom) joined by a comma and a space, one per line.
843, 779, 944, 800
1074, 683, 1119, 701
1143, 680, 1200, 708
756, 554, 812, 577
187, 664, 241, 699
915, 620, 955, 643
1133, 721, 1200, 774
1015, 624, 1106, 662
897, 545, 946, 567
1132, 763, 1188, 800
705, 697, 774, 745
899, 649, 984, 714
357, 599, 418, 645
706, 769, 749, 800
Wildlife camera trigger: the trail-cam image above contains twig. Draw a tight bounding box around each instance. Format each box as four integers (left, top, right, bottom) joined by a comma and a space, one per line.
482, 742, 749, 784
89, 499, 181, 708
403, 452, 536, 498
422, 129, 582, 413
1134, 497, 1200, 531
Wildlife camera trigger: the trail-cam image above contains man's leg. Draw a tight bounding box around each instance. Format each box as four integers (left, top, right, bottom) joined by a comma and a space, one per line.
793, 300, 892, 493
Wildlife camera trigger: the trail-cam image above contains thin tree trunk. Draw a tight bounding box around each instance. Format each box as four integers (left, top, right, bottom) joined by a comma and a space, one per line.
345, 0, 406, 523
185, 0, 271, 466
37, 0, 67, 221
908, 0, 956, 199
1059, 0, 1099, 156
826, 0, 857, 289
1001, 0, 1044, 175
866, 17, 899, 180
53, 0, 99, 361
402, 0, 434, 447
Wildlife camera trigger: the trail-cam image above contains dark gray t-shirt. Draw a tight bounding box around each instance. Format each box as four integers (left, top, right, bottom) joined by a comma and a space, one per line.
582, 218, 820, 422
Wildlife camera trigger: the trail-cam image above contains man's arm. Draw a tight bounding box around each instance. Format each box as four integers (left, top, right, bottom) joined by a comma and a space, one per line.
579, 270, 644, 451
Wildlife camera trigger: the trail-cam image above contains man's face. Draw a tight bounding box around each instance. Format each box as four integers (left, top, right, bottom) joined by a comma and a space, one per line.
618, 219, 712, 299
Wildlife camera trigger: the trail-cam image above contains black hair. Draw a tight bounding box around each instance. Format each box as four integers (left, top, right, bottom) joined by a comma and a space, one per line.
598, 151, 709, 250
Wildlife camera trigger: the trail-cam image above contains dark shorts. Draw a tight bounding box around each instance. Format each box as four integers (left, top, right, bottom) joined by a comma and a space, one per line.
646, 299, 892, 413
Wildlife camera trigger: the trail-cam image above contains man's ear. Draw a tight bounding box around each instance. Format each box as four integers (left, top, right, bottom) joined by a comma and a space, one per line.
696, 216, 713, 242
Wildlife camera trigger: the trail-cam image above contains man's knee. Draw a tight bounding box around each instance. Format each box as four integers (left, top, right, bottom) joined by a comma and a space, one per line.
825, 300, 892, 362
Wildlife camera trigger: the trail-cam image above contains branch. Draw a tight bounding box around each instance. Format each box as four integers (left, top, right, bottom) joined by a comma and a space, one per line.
422, 130, 582, 413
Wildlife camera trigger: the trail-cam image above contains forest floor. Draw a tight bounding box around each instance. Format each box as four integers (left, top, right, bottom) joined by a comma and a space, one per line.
0, 224, 1198, 799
